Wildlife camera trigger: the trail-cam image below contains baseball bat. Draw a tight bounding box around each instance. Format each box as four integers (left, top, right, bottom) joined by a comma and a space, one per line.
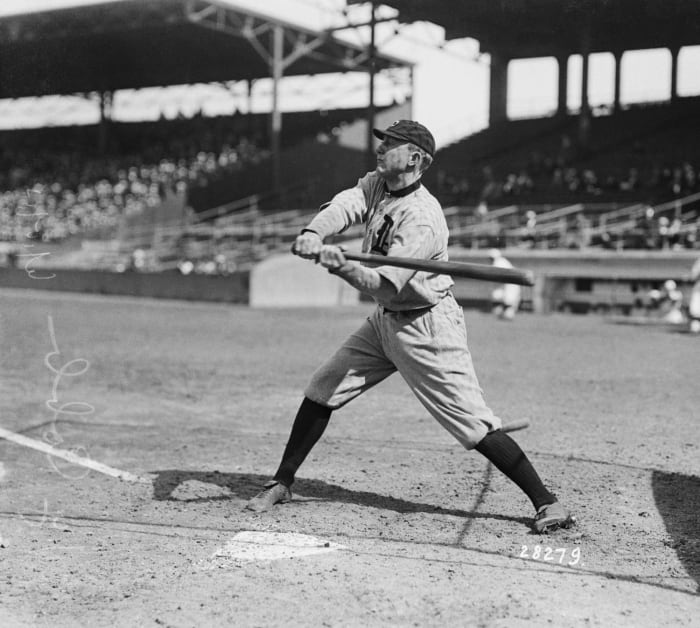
342, 252, 535, 286
501, 420, 530, 433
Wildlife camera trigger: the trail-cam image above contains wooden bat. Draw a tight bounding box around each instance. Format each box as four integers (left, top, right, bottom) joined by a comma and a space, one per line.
342, 251, 535, 286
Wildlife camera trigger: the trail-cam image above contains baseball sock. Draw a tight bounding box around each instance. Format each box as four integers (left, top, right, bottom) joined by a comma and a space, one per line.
475, 429, 556, 510
273, 397, 332, 487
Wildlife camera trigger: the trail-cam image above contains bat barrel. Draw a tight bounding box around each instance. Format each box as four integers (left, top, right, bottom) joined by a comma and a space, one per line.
343, 251, 535, 287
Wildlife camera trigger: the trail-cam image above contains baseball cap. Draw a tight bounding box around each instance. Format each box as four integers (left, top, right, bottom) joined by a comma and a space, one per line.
373, 120, 436, 157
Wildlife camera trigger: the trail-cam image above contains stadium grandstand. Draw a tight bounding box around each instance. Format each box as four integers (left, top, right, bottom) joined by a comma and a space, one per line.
0, 0, 699, 314
0, 0, 410, 272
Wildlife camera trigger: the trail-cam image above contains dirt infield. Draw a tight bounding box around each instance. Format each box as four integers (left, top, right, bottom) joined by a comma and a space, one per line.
0, 288, 698, 627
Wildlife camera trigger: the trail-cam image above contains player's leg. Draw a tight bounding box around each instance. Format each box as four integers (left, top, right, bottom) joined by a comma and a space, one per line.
501, 285, 521, 320
688, 286, 700, 333
491, 286, 505, 317
246, 314, 396, 511
473, 429, 574, 532
388, 295, 573, 531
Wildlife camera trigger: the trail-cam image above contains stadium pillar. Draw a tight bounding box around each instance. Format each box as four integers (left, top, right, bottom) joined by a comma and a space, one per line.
670, 46, 679, 103
612, 50, 622, 113
366, 0, 377, 171
271, 24, 283, 205
98, 90, 113, 155
488, 52, 508, 125
556, 54, 568, 117
578, 25, 591, 148
247, 79, 255, 114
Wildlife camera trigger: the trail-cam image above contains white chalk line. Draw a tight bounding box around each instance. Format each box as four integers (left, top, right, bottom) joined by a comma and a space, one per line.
0, 426, 151, 484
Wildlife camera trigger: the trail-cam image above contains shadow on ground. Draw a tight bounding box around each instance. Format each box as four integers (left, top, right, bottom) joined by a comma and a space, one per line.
150, 469, 530, 526
652, 470, 700, 593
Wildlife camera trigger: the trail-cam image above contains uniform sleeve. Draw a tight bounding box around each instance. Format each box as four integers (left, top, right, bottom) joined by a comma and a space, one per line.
304, 172, 376, 239
374, 214, 438, 293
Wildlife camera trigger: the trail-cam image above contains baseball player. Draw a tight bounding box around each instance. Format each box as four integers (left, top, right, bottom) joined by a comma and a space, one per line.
247, 120, 574, 533
488, 248, 521, 320
689, 257, 700, 334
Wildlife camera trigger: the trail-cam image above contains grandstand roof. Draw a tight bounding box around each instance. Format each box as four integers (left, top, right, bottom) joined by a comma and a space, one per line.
0, 0, 408, 99
369, 0, 700, 58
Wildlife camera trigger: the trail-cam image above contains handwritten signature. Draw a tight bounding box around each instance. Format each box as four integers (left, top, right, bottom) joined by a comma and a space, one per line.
15, 188, 55, 280
42, 314, 94, 480
16, 498, 70, 533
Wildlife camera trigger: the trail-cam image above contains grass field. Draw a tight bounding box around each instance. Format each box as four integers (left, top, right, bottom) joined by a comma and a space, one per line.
0, 288, 698, 627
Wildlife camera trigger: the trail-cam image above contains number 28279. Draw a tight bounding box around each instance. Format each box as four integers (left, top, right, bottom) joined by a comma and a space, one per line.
520, 545, 580, 565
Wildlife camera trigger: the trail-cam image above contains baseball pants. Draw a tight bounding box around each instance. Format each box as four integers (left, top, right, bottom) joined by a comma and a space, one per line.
304, 292, 501, 448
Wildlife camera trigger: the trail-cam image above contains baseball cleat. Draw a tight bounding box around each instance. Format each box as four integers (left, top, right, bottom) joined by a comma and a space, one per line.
533, 501, 576, 533
245, 480, 292, 512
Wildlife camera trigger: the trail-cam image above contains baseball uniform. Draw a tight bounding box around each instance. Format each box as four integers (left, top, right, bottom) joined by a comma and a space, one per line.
302, 170, 501, 448
689, 257, 700, 333
247, 119, 572, 534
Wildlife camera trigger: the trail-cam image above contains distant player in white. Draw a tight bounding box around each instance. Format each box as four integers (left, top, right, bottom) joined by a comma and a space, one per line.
489, 249, 521, 320
689, 257, 700, 334
661, 279, 685, 324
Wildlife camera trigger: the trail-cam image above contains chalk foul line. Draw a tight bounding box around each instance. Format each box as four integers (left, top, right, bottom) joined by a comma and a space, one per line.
0, 426, 151, 484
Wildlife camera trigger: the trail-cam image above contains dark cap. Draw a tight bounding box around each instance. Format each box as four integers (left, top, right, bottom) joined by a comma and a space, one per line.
373, 120, 435, 157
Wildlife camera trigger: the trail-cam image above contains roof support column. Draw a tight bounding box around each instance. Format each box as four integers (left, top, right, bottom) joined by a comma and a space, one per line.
612, 50, 622, 113
670, 46, 679, 103
366, 0, 377, 171
247, 79, 254, 114
98, 90, 113, 155
557, 54, 568, 117
271, 24, 283, 201
578, 23, 591, 147
488, 51, 508, 125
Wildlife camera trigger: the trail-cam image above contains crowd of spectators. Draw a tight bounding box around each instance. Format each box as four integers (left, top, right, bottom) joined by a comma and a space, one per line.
434, 127, 700, 209
452, 201, 699, 252
2, 109, 699, 261
0, 114, 269, 243
436, 156, 700, 208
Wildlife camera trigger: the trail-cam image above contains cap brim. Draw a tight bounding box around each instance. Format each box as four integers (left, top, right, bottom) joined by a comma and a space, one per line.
372, 128, 434, 156
372, 128, 409, 144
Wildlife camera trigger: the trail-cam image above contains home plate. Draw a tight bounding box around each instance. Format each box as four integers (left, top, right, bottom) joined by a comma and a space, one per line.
211, 531, 346, 563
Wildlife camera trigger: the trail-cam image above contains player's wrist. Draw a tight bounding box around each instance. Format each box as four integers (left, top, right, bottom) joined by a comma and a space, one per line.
327, 261, 355, 275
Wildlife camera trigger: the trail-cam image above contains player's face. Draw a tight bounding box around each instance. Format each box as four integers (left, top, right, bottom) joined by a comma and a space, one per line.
375, 137, 418, 177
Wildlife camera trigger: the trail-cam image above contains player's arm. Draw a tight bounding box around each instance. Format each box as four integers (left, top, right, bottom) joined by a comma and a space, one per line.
316, 220, 438, 299
317, 245, 397, 301
293, 173, 377, 259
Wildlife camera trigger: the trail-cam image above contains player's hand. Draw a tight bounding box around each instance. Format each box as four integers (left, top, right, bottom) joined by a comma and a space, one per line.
317, 245, 347, 271
292, 231, 322, 259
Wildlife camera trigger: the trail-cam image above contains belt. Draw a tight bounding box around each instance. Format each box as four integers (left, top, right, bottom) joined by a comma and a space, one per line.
380, 293, 450, 315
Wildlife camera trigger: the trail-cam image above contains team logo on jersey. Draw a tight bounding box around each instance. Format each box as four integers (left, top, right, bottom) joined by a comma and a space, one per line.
371, 215, 394, 255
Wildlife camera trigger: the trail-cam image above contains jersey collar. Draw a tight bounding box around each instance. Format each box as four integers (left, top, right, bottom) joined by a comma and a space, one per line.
385, 180, 421, 197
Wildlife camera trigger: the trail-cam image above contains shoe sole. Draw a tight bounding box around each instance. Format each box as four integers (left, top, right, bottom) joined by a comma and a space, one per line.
244, 492, 292, 512
535, 514, 577, 534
